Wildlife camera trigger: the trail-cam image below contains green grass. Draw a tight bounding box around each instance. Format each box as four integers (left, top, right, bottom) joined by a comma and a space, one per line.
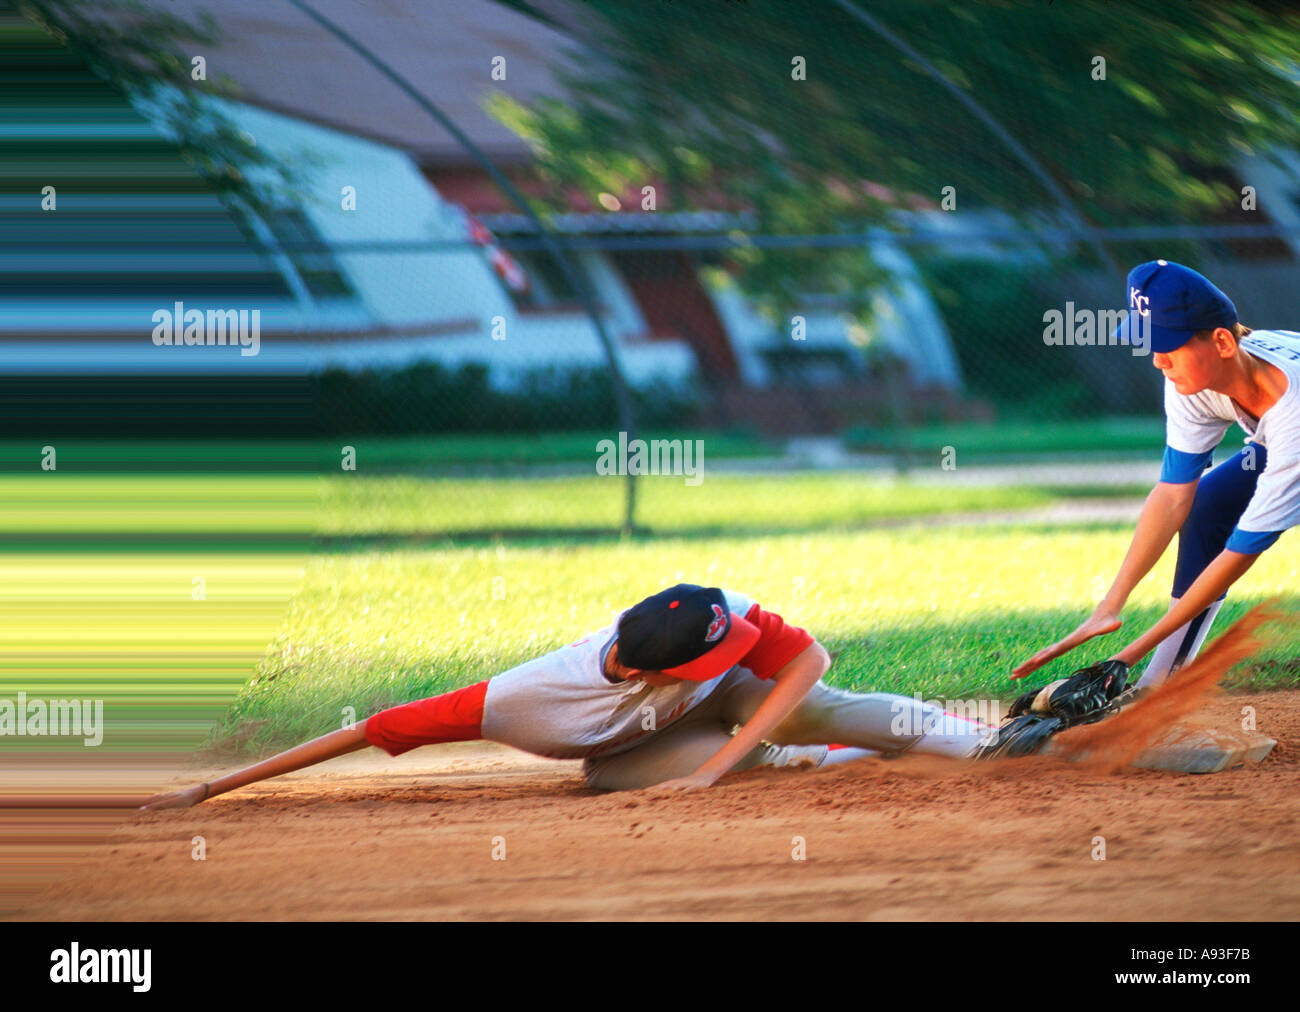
0, 471, 1091, 547
845, 416, 1179, 459
221, 488, 1300, 752
4, 465, 1294, 757
0, 431, 776, 473
0, 552, 307, 752
0, 475, 318, 541
0, 472, 315, 751
1, 468, 1068, 752
0, 418, 1216, 474
319, 473, 1062, 539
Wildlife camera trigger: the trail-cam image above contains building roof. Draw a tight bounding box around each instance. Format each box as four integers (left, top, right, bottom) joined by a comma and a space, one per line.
116, 0, 580, 166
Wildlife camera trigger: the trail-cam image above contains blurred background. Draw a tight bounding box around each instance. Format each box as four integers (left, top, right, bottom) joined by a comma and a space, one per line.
7, 0, 1300, 482
3, 0, 1300, 915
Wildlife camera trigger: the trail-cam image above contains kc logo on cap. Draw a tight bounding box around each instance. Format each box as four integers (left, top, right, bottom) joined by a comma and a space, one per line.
1113, 260, 1237, 355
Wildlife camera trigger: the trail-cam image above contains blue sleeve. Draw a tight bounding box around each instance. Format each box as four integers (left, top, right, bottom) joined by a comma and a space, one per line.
1225, 527, 1283, 554
1160, 446, 1214, 484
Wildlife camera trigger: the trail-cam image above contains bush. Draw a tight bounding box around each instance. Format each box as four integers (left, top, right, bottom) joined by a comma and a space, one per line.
314, 361, 699, 435
0, 362, 698, 437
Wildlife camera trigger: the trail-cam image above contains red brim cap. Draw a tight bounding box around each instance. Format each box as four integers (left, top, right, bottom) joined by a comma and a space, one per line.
659, 611, 761, 682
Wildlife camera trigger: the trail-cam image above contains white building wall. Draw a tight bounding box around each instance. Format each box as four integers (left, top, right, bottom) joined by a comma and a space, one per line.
172, 99, 697, 384
1235, 149, 1300, 260
704, 239, 965, 389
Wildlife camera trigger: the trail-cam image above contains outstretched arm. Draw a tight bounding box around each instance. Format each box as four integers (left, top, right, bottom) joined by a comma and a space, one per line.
140, 723, 370, 811
1012, 479, 1197, 677
1111, 548, 1258, 667
141, 681, 490, 810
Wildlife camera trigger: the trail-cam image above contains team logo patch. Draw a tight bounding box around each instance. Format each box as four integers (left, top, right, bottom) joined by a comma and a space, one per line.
704, 604, 728, 643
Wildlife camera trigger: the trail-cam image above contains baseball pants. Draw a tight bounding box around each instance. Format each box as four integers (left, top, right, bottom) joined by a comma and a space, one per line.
582, 667, 987, 791
1138, 443, 1263, 688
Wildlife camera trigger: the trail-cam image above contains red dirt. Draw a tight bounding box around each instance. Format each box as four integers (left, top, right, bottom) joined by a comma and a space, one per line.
12, 687, 1300, 921
1053, 605, 1290, 772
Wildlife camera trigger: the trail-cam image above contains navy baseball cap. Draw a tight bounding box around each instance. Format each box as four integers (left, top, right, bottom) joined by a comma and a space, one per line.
1112, 260, 1237, 354
616, 584, 760, 682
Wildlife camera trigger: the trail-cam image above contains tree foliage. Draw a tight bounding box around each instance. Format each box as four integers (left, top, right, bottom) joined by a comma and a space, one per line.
491, 0, 1300, 321
19, 0, 304, 215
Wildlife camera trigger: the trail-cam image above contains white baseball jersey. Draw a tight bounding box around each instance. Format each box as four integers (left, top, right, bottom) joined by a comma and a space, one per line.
364, 589, 815, 760
1162, 329, 1300, 552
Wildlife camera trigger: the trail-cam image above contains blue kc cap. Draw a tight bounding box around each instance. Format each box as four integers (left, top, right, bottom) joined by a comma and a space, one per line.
1112, 260, 1238, 354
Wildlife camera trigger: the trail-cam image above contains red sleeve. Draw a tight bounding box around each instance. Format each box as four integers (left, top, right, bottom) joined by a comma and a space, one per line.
364, 680, 488, 757
738, 603, 815, 680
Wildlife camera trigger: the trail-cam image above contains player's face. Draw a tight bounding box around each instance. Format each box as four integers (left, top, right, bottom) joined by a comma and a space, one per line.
606, 644, 681, 686
623, 668, 683, 687
1151, 333, 1227, 395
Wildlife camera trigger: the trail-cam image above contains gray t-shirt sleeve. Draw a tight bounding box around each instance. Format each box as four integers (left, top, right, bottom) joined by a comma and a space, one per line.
1164, 378, 1232, 455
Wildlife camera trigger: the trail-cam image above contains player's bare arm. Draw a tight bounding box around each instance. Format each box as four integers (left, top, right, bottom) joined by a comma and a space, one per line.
644, 641, 830, 794
140, 722, 370, 811
1099, 479, 1201, 612
1012, 478, 1198, 678
1111, 549, 1259, 667
1015, 261, 1300, 685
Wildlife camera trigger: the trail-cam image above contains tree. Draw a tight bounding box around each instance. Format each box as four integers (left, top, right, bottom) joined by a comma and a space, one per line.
19, 0, 306, 216
489, 0, 1300, 324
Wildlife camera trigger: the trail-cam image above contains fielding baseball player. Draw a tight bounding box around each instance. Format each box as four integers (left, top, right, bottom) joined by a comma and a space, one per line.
143, 583, 1005, 809
1014, 260, 1298, 689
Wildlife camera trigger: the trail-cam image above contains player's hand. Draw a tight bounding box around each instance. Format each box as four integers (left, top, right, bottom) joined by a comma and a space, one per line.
139, 783, 209, 812
1011, 607, 1123, 679
642, 772, 719, 796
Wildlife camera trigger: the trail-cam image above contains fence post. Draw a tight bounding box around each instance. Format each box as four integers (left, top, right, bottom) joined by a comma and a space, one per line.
285, 0, 640, 534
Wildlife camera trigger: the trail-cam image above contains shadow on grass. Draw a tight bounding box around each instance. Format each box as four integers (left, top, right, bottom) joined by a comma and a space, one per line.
317, 518, 1144, 551
0, 517, 1149, 553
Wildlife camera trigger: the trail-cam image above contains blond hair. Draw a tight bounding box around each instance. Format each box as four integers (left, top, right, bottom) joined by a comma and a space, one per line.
1192, 322, 1252, 342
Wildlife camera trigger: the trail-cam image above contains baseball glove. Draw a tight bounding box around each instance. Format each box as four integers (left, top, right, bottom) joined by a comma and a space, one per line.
973, 659, 1131, 760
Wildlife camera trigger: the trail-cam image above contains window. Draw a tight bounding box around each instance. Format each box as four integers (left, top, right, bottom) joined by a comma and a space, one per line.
506, 249, 581, 309
229, 203, 356, 302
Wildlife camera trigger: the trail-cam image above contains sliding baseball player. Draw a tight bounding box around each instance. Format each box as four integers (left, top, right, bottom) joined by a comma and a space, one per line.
142, 583, 995, 808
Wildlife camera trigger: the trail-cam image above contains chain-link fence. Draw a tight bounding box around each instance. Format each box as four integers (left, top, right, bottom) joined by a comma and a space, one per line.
8, 0, 1300, 923
5, 0, 1300, 534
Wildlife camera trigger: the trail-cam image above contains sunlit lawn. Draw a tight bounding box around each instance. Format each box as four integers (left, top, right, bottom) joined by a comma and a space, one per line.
4, 467, 1293, 756
225, 512, 1300, 750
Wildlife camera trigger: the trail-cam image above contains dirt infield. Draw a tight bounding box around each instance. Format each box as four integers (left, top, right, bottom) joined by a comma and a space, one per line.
14, 689, 1299, 921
